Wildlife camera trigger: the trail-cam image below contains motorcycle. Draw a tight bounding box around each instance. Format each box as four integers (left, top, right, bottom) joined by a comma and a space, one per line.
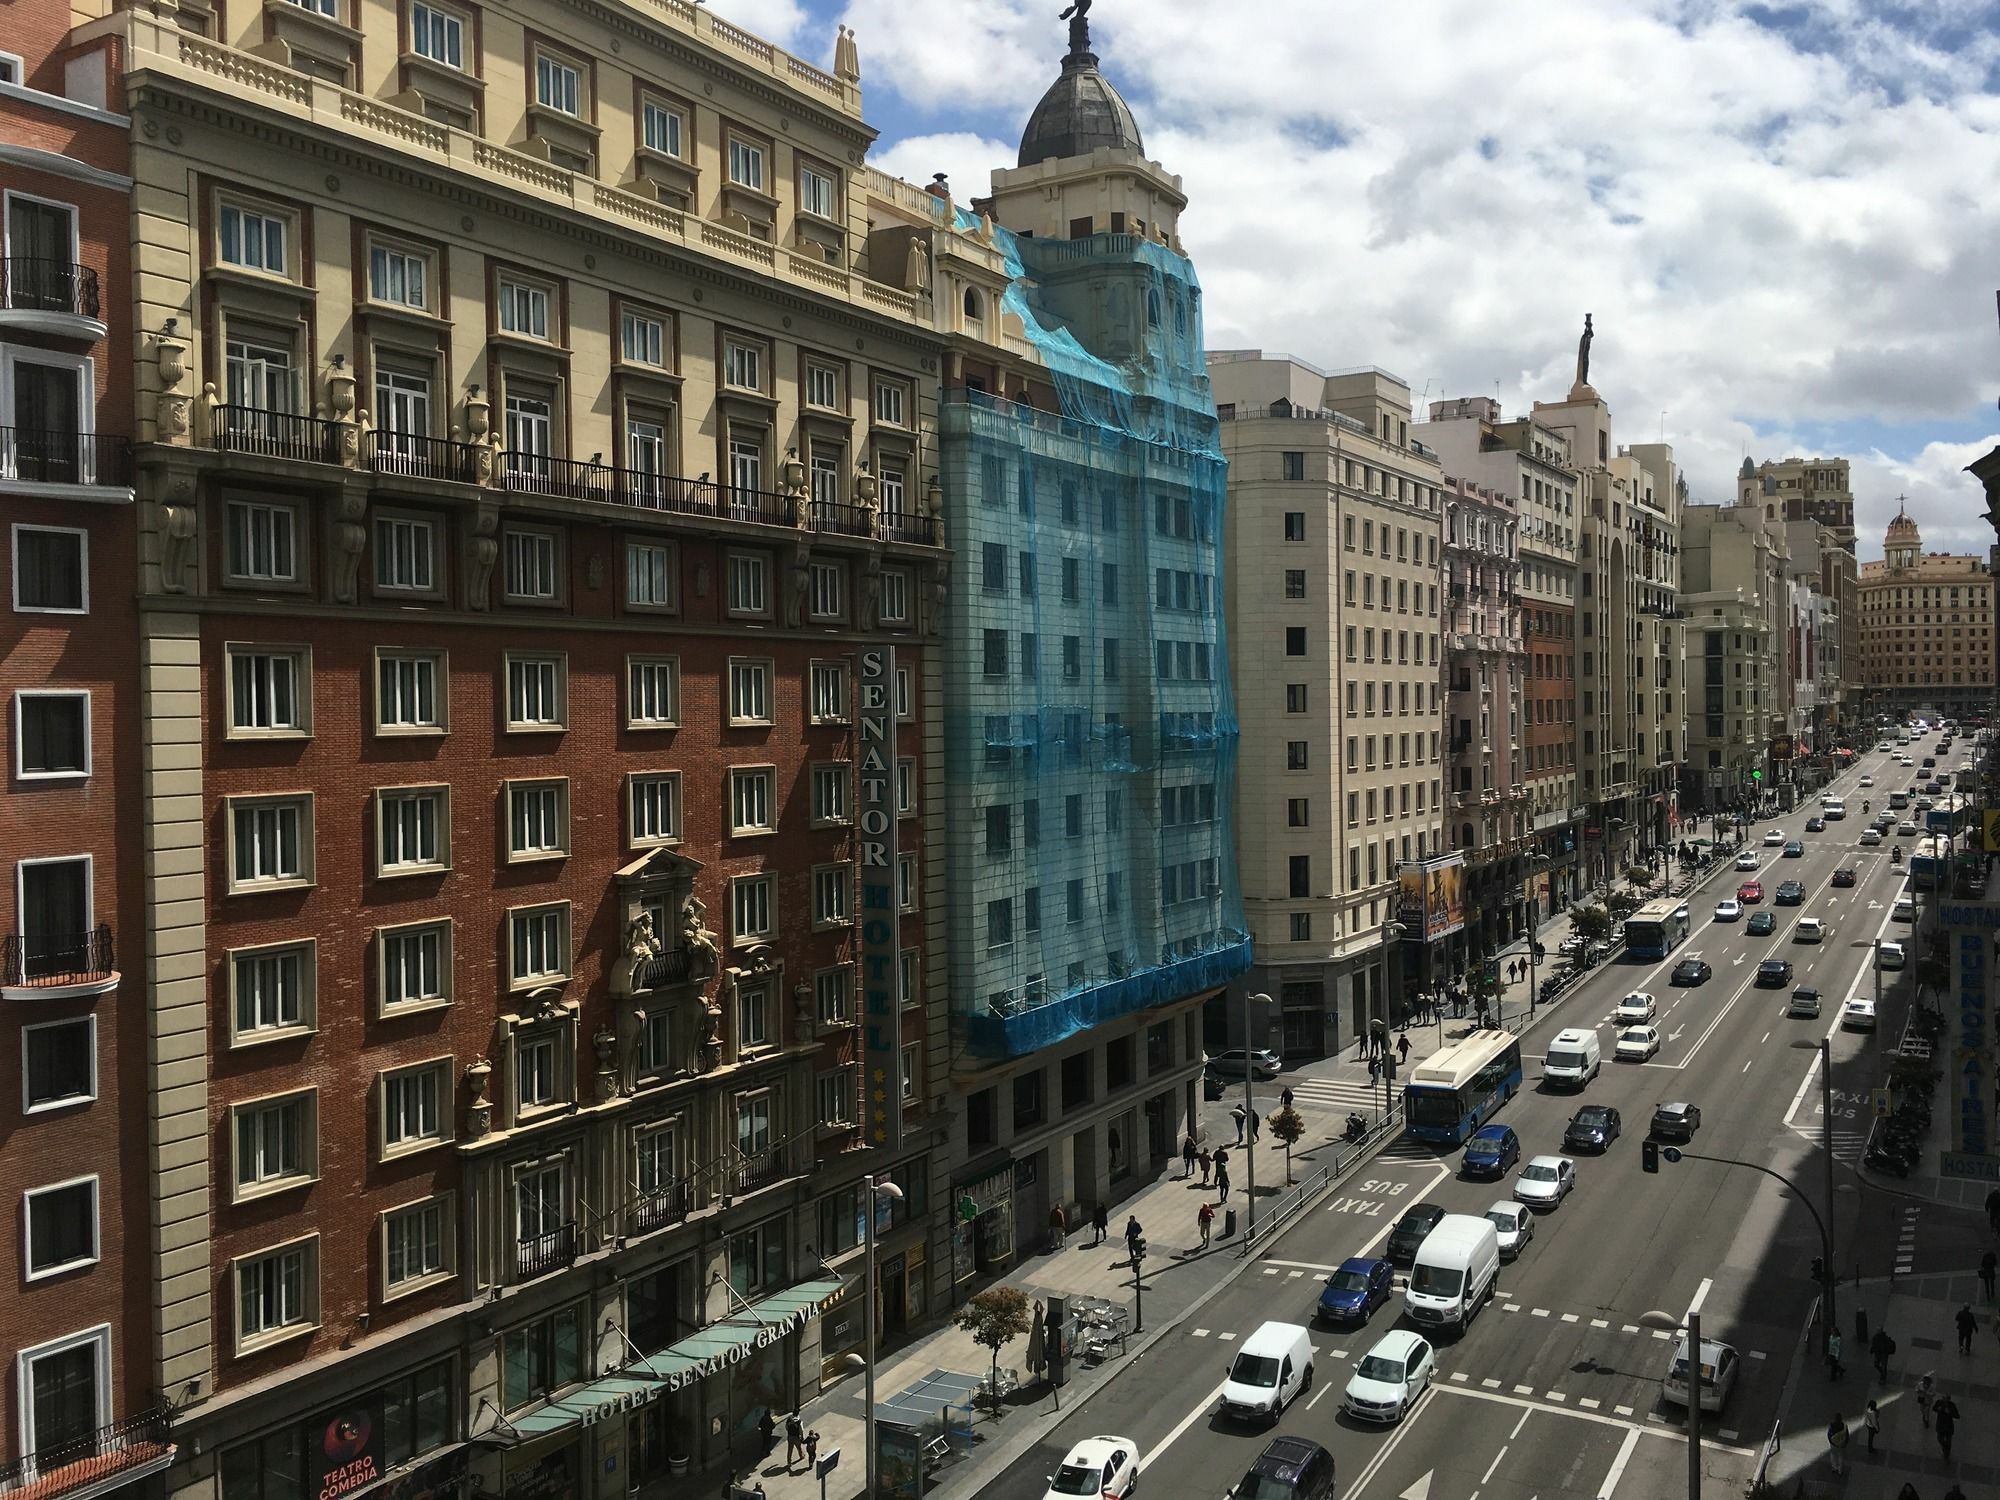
1865, 1147, 1913, 1178
1343, 1113, 1368, 1144
1891, 847, 1904, 865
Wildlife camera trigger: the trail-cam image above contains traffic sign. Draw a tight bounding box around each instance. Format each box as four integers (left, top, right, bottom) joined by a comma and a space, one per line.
1872, 1087, 1893, 1119
1663, 1147, 1683, 1163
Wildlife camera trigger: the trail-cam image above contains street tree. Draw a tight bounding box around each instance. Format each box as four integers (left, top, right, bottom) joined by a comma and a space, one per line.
955, 1285, 1032, 1406
1268, 1105, 1306, 1183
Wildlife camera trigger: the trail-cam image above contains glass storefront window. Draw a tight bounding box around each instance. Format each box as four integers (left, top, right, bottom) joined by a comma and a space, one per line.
502, 1306, 585, 1412
221, 1364, 451, 1500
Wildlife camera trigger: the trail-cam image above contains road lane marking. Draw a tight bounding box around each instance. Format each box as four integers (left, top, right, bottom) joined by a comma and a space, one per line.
1514, 1384, 1533, 1394
1483, 1377, 1501, 1388
1482, 1448, 1508, 1484
1504, 1303, 1522, 1312
1591, 1319, 1609, 1328
1580, 1398, 1601, 1409
1219, 1331, 1236, 1340
1263, 1260, 1342, 1272
1306, 1378, 1336, 1411
1598, 1428, 1643, 1498
1687, 1277, 1713, 1321
1531, 1308, 1550, 1318
1450, 1371, 1468, 1383
1620, 1324, 1640, 1334
1510, 1409, 1531, 1438
1548, 1391, 1568, 1402
1149, 1377, 1229, 1462
1742, 1059, 1754, 1073
1614, 1404, 1634, 1416
1193, 1328, 1210, 1337
1561, 1313, 1579, 1323
1345, 1385, 1439, 1498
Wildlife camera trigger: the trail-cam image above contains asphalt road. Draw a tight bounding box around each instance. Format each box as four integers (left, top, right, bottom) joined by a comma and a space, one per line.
985, 742, 1952, 1500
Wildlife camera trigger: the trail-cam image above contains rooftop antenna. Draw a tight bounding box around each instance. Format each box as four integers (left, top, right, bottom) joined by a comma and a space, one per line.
1659, 410, 1667, 443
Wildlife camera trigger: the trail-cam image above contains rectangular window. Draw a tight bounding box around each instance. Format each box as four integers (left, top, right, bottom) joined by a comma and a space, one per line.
500, 1303, 583, 1412
728, 138, 766, 191
384, 1199, 449, 1292
380, 921, 450, 1013
234, 1092, 314, 1195
627, 656, 679, 727
376, 650, 445, 734
728, 658, 772, 725
409, 2, 463, 68
613, 307, 669, 370
732, 875, 773, 943
726, 551, 768, 615
498, 278, 553, 338
811, 763, 849, 825
809, 559, 844, 620
1283, 512, 1306, 541
626, 541, 677, 609
986, 897, 1013, 949
808, 659, 849, 723
369, 244, 431, 310
799, 162, 838, 218
224, 501, 297, 584
901, 1043, 920, 1103
236, 1240, 315, 1347
640, 99, 683, 157
730, 767, 773, 834
816, 967, 853, 1027
897, 758, 916, 816
629, 772, 682, 846
508, 905, 569, 987
805, 362, 841, 410
24, 1176, 98, 1279
231, 942, 312, 1042
219, 203, 287, 275
375, 514, 438, 593
507, 779, 569, 861
816, 1069, 854, 1126
503, 529, 560, 602
736, 982, 770, 1049
229, 795, 312, 891
381, 1061, 448, 1156
724, 340, 764, 391
534, 54, 580, 116
22, 1015, 94, 1111
9, 690, 86, 779
377, 786, 449, 876
505, 653, 566, 730
812, 865, 850, 927
874, 382, 907, 426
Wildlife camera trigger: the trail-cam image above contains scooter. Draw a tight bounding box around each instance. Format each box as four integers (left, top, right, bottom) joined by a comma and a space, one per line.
1891, 846, 1904, 865
1344, 1113, 1368, 1144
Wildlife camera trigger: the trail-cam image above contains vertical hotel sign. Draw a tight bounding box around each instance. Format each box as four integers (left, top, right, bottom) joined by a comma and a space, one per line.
857, 648, 902, 1150
1941, 900, 2000, 1182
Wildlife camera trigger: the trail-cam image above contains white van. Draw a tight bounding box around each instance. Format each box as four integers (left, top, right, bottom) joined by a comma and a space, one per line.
1821, 797, 1846, 821
1404, 1214, 1501, 1332
1888, 791, 1910, 810
1542, 1028, 1602, 1090
1218, 1321, 1315, 1423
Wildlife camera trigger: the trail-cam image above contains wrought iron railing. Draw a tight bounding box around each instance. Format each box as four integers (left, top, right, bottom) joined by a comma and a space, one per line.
732, 1138, 806, 1195
631, 947, 693, 992
212, 406, 343, 464
1, 258, 101, 320
502, 451, 613, 501
880, 511, 940, 545
0, 1407, 172, 1499
367, 429, 481, 484
627, 1180, 692, 1236
0, 427, 131, 487
807, 499, 873, 537
514, 1222, 578, 1281
2, 924, 115, 988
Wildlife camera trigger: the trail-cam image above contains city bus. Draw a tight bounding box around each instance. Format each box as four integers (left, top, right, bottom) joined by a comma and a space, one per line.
1908, 836, 1951, 892
1955, 761, 1977, 791
1624, 898, 1692, 960
1404, 1030, 1524, 1147
1926, 795, 1973, 839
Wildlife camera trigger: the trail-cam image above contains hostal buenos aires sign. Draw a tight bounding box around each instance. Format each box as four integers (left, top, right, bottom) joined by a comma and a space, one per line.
1944, 903, 1999, 1165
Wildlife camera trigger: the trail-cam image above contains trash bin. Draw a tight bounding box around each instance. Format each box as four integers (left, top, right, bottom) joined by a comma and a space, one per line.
1223, 1208, 1238, 1238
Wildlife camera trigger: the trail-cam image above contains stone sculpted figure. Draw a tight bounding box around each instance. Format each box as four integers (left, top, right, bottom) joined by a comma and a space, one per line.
625, 911, 660, 987
680, 893, 719, 969
1576, 313, 1594, 389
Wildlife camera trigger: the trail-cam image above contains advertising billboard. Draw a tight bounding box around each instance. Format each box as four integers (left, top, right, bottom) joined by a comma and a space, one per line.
856, 647, 902, 1150
1397, 854, 1467, 942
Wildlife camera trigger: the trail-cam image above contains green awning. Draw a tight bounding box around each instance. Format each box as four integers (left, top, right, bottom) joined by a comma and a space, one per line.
507, 1376, 659, 1438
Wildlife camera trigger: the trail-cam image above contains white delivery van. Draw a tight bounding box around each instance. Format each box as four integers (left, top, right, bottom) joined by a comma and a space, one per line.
1218, 1321, 1315, 1423
1403, 1214, 1502, 1332
1542, 1028, 1602, 1090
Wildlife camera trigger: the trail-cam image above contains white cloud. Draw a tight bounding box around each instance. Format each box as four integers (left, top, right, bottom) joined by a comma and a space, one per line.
839, 0, 2000, 558
704, 0, 814, 56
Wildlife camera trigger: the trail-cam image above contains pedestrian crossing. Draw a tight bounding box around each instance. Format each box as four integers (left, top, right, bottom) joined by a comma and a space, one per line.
1285, 1074, 1396, 1115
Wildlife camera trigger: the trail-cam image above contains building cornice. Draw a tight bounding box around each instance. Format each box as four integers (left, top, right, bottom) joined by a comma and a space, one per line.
0, 77, 131, 128
0, 140, 133, 190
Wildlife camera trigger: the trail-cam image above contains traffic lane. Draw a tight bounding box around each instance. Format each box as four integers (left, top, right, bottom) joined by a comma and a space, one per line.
1353, 1392, 1657, 1500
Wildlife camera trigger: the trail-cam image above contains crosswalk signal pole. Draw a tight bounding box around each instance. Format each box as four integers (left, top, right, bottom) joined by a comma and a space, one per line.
1131, 1237, 1146, 1333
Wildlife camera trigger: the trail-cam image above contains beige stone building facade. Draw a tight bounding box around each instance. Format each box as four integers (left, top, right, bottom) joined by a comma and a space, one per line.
1680, 501, 1792, 809
1215, 352, 1445, 1051
1858, 505, 1995, 719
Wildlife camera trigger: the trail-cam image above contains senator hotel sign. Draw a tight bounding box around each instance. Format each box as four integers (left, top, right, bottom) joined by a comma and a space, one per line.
1943, 901, 2000, 1179
856, 648, 902, 1150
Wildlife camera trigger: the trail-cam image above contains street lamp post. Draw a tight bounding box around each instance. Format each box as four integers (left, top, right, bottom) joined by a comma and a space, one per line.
1640, 1309, 1701, 1500
1791, 1037, 1841, 1340
1242, 992, 1272, 1238
858, 1173, 904, 1500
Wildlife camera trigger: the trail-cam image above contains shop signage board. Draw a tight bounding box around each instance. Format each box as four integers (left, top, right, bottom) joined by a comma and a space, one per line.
1943, 901, 2000, 1164
856, 647, 902, 1150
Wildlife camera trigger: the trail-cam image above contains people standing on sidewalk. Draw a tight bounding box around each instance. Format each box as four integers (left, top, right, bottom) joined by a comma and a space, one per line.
1826, 1414, 1848, 1475
1864, 1400, 1881, 1454
1091, 1202, 1109, 1247
1182, 1134, 1198, 1179
1248, 1108, 1261, 1142
1197, 1201, 1214, 1248
1934, 1394, 1959, 1460
1986, 1186, 2000, 1232
1916, 1372, 1935, 1427
1955, 1304, 1976, 1354
1229, 1103, 1247, 1144
1871, 1327, 1896, 1381
1125, 1215, 1143, 1264
1280, 1086, 1294, 1111
1049, 1204, 1067, 1251
1826, 1329, 1845, 1380
1981, 1249, 1997, 1302
1215, 1151, 1232, 1202
1198, 1145, 1213, 1186
784, 1412, 806, 1471
1367, 1053, 1380, 1085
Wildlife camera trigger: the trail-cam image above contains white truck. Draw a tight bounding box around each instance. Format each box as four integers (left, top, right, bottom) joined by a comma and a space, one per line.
1403, 1213, 1501, 1332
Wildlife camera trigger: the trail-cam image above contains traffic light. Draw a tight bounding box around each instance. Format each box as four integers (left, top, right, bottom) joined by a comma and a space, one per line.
1642, 1140, 1660, 1174
1751, 771, 1764, 782
1131, 1235, 1148, 1264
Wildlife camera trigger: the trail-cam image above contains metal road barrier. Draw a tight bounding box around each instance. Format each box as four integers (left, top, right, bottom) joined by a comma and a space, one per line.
1239, 1103, 1407, 1258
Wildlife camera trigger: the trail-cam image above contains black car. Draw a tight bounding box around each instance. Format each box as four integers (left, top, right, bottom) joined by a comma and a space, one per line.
1203, 1067, 1228, 1101
1563, 1105, 1622, 1153
1231, 1437, 1337, 1500
1775, 880, 1806, 905
1804, 817, 1825, 832
1651, 1101, 1702, 1140
1831, 867, 1858, 888
1671, 958, 1712, 986
1756, 958, 1794, 986
1386, 1203, 1449, 1264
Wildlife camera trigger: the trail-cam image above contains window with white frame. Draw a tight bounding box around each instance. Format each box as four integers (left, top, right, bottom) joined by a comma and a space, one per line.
808, 560, 844, 621
230, 941, 313, 1043
816, 1069, 853, 1127
509, 904, 569, 987
728, 433, 764, 497
896, 757, 916, 815
376, 649, 446, 734
218, 202, 288, 275
729, 766, 773, 834
731, 874, 773, 944
381, 1060, 449, 1155
728, 658, 772, 725
226, 645, 309, 737
0, 55, 20, 87
798, 162, 838, 218
498, 277, 552, 339
506, 653, 566, 730
13, 525, 87, 613
384, 1198, 449, 1292
878, 463, 906, 520
224, 500, 298, 584
15, 690, 89, 777
723, 340, 763, 392
635, 1125, 676, 1194
22, 1015, 93, 1111
812, 865, 850, 927
409, 2, 464, 68
627, 656, 679, 726
810, 763, 849, 825
375, 514, 438, 594
374, 362, 434, 443
898, 853, 918, 914
377, 785, 449, 876
620, 310, 666, 367
23, 1177, 97, 1279
725, 552, 767, 616
805, 361, 841, 410
896, 664, 914, 719
504, 390, 554, 471
369, 242, 432, 310
880, 568, 911, 625
236, 1239, 316, 1348
514, 1031, 560, 1112
727, 138, 765, 191
225, 327, 297, 414
900, 947, 919, 1007
809, 660, 848, 722
736, 980, 770, 1049
640, 99, 683, 158
809, 447, 840, 507
900, 1043, 920, 1102
514, 1161, 566, 1246
625, 411, 669, 489
629, 772, 682, 846
380, 920, 451, 1013
507, 779, 569, 861
635, 1010, 674, 1079
533, 54, 580, 116
627, 542, 677, 610
815, 967, 852, 1026
233, 1091, 315, 1197
229, 795, 312, 891
874, 381, 908, 427
504, 529, 560, 602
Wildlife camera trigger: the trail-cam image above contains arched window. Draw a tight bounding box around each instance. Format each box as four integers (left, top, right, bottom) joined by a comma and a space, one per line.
1145, 288, 1162, 328
963, 287, 983, 325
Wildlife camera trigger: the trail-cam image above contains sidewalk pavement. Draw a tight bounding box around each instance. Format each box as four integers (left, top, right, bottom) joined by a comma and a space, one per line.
1768, 1273, 2000, 1499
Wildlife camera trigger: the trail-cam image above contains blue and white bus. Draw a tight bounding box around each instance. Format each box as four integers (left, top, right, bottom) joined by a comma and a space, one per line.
1624, 898, 1692, 961
1908, 835, 1951, 892
1405, 1031, 1525, 1147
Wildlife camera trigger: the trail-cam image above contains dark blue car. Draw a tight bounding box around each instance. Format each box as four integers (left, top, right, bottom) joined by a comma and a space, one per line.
1461, 1124, 1521, 1179
1317, 1256, 1394, 1324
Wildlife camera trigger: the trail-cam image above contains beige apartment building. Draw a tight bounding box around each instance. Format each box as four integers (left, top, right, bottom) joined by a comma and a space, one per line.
1681, 501, 1793, 810
1743, 455, 1860, 732
1859, 505, 1996, 720
1215, 352, 1445, 1052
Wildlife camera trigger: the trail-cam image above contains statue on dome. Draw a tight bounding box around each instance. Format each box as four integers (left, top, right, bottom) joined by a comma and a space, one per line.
1575, 313, 1594, 389
1059, 0, 1092, 54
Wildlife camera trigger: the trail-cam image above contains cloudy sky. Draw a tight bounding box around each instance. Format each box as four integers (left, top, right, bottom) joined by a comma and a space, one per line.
714, 0, 2000, 559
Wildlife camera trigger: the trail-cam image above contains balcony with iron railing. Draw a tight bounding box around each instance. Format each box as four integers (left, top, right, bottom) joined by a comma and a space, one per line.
0, 1408, 175, 1500
0, 258, 104, 338
515, 1221, 579, 1281
625, 1180, 693, 1237
807, 498, 874, 538
212, 406, 344, 465
368, 428, 483, 485
0, 428, 132, 494
732, 1137, 810, 1196
2, 924, 118, 1000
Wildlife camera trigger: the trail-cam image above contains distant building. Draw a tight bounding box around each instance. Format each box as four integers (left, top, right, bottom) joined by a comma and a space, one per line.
1857, 503, 1995, 719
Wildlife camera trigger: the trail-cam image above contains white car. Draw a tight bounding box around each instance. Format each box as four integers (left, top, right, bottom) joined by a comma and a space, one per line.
1794, 918, 1825, 943
1860, 776, 1875, 787
1879, 941, 1907, 970
1342, 1330, 1435, 1424
1714, 898, 1742, 921
1736, 851, 1761, 870
1843, 998, 1878, 1031
1514, 1155, 1577, 1209
1762, 830, 1784, 846
1484, 1201, 1534, 1259
1616, 1025, 1661, 1062
1616, 992, 1658, 1023
1663, 1336, 1741, 1413
1043, 1436, 1140, 1499
1859, 828, 1883, 846
1892, 895, 1916, 921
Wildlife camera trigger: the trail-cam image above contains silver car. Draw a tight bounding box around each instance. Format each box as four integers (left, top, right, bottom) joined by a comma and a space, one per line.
1514, 1155, 1576, 1209
1484, 1201, 1534, 1259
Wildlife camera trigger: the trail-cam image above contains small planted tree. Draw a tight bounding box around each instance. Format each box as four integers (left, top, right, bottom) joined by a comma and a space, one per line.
1569, 903, 1614, 941
956, 1285, 1032, 1406
1268, 1104, 1307, 1183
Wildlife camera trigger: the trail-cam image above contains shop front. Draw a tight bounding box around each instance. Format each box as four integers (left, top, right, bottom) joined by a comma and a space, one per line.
949, 1159, 1015, 1288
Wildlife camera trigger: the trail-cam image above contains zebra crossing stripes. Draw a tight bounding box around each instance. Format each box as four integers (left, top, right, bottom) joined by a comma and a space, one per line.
1285, 1074, 1397, 1113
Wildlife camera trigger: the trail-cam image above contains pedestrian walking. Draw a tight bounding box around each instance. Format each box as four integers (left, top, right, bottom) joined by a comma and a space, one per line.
1986, 1186, 2000, 1232
1280, 1086, 1295, 1111
758, 1408, 778, 1458
1827, 1415, 1848, 1475
1944, 1482, 1967, 1500
1934, 1394, 1959, 1460
1049, 1203, 1067, 1251
1197, 1201, 1214, 1248
1198, 1145, 1213, 1186
1216, 1165, 1231, 1202
1368, 1053, 1381, 1085
1917, 1372, 1935, 1427
1981, 1249, 1996, 1302
1229, 1103, 1246, 1144
1182, 1134, 1198, 1179
1865, 1400, 1881, 1454
1827, 1329, 1845, 1380
785, 1412, 806, 1471
1091, 1202, 1109, 1247
1125, 1215, 1143, 1263
1871, 1328, 1896, 1381
1397, 1033, 1411, 1064
1955, 1304, 1976, 1354
1248, 1108, 1261, 1142
1897, 1484, 1922, 1500
804, 1430, 820, 1470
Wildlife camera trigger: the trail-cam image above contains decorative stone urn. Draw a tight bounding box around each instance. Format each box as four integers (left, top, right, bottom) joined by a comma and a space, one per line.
464, 1057, 494, 1139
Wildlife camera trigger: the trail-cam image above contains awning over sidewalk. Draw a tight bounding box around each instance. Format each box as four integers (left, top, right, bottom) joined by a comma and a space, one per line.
490, 1277, 849, 1441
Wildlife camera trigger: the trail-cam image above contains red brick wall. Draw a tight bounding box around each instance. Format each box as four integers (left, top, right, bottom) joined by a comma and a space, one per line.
1524, 601, 1576, 786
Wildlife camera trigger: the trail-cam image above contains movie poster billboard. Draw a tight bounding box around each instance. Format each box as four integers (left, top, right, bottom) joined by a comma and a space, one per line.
1397, 854, 1467, 942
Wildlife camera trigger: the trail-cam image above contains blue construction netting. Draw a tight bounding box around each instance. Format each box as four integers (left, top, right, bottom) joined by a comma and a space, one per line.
943, 220, 1251, 1059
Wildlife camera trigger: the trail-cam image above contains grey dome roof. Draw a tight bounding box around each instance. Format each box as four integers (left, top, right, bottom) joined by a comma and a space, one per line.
1018, 45, 1144, 168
